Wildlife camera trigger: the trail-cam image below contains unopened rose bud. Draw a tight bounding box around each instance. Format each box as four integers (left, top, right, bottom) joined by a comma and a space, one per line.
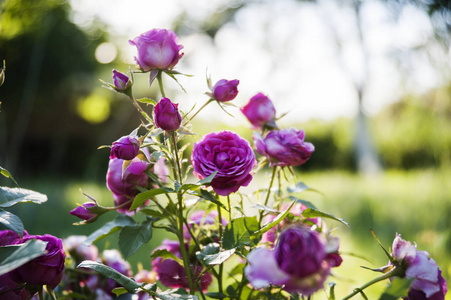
241, 93, 277, 129
212, 79, 239, 102
112, 70, 132, 91
154, 97, 182, 132
69, 202, 97, 223
110, 136, 140, 160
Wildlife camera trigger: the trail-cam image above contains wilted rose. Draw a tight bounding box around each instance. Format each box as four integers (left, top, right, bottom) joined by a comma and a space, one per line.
241, 93, 276, 129
212, 79, 239, 102
254, 128, 315, 167
129, 28, 183, 71
110, 135, 140, 160
391, 234, 447, 300
191, 131, 256, 196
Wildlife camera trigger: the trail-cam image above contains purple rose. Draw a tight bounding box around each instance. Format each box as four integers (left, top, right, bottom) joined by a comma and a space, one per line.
15, 234, 65, 289
391, 234, 447, 299
0, 229, 25, 246
151, 239, 212, 291
254, 128, 315, 167
154, 98, 182, 132
212, 79, 239, 102
63, 235, 99, 261
0, 274, 30, 300
241, 93, 276, 129
129, 28, 184, 71
191, 131, 256, 196
106, 157, 149, 215
112, 70, 132, 91
152, 156, 169, 184
110, 135, 140, 160
245, 226, 338, 295
69, 202, 97, 222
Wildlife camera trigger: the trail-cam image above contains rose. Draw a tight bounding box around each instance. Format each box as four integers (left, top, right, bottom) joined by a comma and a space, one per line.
241, 93, 276, 129
129, 28, 184, 71
109, 135, 140, 160
191, 130, 256, 196
154, 97, 182, 132
63, 235, 99, 261
14, 234, 65, 289
245, 226, 340, 295
153, 156, 169, 184
112, 70, 132, 91
391, 234, 447, 299
254, 128, 315, 167
212, 79, 239, 102
106, 157, 149, 215
151, 239, 212, 291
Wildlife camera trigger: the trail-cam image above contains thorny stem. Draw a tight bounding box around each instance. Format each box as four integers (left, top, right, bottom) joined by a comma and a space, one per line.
259, 166, 278, 228
341, 267, 404, 300
128, 93, 151, 124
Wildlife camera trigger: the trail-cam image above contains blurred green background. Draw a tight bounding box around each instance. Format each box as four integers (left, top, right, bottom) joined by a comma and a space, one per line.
1, 0, 451, 298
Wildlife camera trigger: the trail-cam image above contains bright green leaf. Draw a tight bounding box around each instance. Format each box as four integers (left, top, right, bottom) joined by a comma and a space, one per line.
77, 260, 143, 294
137, 97, 157, 106
131, 187, 175, 210
198, 189, 225, 209
222, 216, 259, 250
301, 208, 350, 227
0, 239, 47, 276
198, 171, 218, 185
205, 292, 228, 299
197, 248, 236, 265
0, 209, 24, 236
252, 201, 295, 237
119, 218, 154, 258
379, 277, 413, 300
112, 287, 128, 297
151, 249, 183, 265
288, 196, 317, 209
83, 215, 136, 245
0, 167, 18, 186
0, 187, 47, 208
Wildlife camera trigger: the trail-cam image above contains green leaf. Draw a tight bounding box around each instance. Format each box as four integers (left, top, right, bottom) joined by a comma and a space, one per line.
328, 282, 336, 300
137, 97, 157, 106
84, 215, 136, 245
0, 167, 18, 186
112, 287, 128, 297
222, 216, 259, 250
140, 208, 167, 218
0, 239, 47, 276
252, 201, 296, 237
157, 289, 199, 300
301, 208, 350, 227
378, 277, 413, 300
119, 218, 155, 258
151, 151, 165, 162
287, 182, 321, 194
198, 189, 225, 209
252, 204, 279, 213
0, 209, 24, 235
198, 171, 218, 185
131, 187, 175, 210
205, 292, 228, 299
151, 249, 183, 265
77, 260, 143, 293
197, 247, 236, 265
288, 196, 317, 209
0, 187, 47, 208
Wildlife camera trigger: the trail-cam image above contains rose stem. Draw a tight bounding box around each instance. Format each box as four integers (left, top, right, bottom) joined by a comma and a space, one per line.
259, 166, 278, 228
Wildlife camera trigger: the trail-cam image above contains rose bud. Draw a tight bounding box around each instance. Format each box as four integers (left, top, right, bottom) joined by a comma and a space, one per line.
15, 234, 65, 289
69, 202, 98, 223
212, 79, 239, 102
112, 70, 132, 91
191, 131, 256, 196
109, 136, 140, 160
129, 28, 184, 71
241, 93, 277, 129
254, 128, 315, 167
154, 97, 182, 132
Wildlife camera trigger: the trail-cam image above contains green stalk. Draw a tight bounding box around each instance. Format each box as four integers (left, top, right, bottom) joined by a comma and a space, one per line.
217, 203, 224, 294
341, 267, 403, 300
185, 99, 214, 124
258, 166, 278, 228
157, 71, 166, 97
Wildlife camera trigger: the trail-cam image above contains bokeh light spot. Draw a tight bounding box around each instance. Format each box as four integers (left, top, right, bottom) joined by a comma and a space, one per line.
76, 94, 110, 124
95, 42, 117, 64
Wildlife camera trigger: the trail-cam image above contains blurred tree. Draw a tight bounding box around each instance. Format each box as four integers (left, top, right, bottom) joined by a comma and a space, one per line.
0, 0, 109, 178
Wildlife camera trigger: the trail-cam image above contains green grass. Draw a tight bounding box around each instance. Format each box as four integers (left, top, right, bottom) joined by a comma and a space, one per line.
4, 168, 451, 299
